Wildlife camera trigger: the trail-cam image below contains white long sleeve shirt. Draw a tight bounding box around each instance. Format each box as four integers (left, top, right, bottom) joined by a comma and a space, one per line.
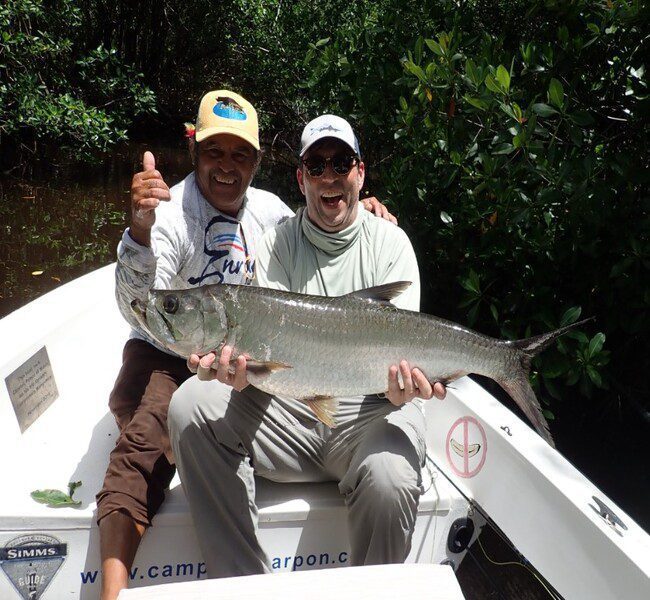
115, 172, 294, 352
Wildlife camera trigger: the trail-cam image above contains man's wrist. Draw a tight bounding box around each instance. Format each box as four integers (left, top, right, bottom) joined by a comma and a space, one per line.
128, 225, 151, 247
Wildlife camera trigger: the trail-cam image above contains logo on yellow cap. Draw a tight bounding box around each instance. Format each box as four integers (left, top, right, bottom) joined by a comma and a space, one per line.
213, 97, 247, 121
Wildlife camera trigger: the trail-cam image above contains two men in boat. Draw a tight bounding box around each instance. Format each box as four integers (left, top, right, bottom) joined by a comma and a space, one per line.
167, 115, 446, 576
99, 90, 397, 599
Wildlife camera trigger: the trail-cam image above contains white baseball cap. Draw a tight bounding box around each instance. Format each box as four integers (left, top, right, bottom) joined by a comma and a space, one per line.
299, 115, 361, 157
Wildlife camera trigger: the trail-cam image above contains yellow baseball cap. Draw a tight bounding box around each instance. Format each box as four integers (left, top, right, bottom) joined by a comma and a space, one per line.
194, 90, 259, 150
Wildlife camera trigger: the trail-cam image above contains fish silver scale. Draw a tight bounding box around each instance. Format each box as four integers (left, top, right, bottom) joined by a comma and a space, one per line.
212, 285, 518, 400
135, 283, 569, 444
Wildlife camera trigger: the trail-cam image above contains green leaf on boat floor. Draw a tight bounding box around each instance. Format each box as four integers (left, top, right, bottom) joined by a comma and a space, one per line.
31, 481, 82, 508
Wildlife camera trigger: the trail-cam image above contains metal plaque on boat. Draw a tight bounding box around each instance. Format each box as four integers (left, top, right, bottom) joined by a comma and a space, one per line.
5, 347, 58, 433
0, 534, 67, 599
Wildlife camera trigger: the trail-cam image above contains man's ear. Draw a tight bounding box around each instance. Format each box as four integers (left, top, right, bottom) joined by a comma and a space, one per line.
296, 167, 306, 196
357, 160, 366, 190
188, 137, 196, 165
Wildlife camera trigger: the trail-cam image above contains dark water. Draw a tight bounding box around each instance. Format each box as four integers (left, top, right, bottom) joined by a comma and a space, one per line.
0, 141, 302, 318
1, 142, 648, 549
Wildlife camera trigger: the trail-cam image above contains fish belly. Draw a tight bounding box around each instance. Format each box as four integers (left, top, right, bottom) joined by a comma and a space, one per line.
228, 289, 507, 399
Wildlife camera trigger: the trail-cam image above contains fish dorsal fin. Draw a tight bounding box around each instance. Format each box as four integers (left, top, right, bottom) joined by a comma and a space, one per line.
344, 281, 411, 304
303, 396, 339, 428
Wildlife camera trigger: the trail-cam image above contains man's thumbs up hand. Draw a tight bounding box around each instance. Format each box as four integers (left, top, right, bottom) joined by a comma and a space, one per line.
142, 150, 156, 172
129, 151, 171, 246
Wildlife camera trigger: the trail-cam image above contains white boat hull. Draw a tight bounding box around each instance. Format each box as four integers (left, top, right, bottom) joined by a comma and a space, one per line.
0, 265, 477, 599
1, 264, 648, 599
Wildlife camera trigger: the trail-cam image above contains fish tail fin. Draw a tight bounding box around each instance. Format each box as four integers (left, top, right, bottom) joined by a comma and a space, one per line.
305, 396, 339, 428
510, 317, 594, 359
496, 378, 555, 447
497, 317, 592, 447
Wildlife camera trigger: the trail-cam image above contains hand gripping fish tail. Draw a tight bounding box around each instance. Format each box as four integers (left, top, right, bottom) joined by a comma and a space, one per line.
499, 317, 595, 448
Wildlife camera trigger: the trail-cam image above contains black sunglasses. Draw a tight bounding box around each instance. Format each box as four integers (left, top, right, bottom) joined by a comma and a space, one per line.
302, 154, 359, 177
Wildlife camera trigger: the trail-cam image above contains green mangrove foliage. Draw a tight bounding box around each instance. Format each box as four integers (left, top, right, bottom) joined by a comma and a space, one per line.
1, 0, 647, 421
1, 0, 155, 158
303, 0, 648, 415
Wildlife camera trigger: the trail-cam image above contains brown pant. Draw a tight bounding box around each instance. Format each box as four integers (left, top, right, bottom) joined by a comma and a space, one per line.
96, 339, 192, 526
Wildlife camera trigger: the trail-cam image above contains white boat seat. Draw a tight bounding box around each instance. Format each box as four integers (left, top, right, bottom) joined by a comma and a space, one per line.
118, 563, 466, 599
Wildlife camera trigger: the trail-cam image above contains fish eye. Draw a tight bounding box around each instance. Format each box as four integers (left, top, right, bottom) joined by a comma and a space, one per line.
163, 295, 179, 314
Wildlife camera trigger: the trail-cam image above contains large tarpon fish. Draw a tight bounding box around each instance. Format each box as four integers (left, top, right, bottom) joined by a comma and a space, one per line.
131, 282, 587, 446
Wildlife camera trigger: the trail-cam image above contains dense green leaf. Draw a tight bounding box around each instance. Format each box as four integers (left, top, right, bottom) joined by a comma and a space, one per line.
493, 143, 515, 155
588, 333, 606, 358
548, 78, 564, 108
404, 61, 426, 82
484, 73, 503, 94
532, 103, 559, 117
31, 488, 81, 508
465, 58, 479, 85
560, 306, 582, 326
425, 39, 444, 57
496, 65, 511, 92
542, 409, 555, 421
570, 111, 594, 126
586, 366, 603, 387
464, 95, 488, 110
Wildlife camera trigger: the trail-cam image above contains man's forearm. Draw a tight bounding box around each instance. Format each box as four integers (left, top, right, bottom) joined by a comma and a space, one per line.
115, 233, 158, 330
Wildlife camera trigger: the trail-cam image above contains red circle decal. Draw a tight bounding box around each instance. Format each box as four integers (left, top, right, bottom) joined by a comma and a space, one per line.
445, 416, 488, 478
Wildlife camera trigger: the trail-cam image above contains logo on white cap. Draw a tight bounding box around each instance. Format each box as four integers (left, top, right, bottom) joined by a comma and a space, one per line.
310, 124, 341, 133
300, 115, 360, 157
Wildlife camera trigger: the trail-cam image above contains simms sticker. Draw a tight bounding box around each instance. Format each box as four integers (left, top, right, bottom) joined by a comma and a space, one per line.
0, 534, 67, 599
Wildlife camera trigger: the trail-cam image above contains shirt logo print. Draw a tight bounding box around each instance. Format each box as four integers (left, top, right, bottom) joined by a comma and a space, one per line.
188, 215, 252, 285
211, 233, 245, 253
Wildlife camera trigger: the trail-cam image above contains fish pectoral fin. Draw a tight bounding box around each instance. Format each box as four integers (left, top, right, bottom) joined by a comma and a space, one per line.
303, 396, 338, 429
245, 360, 293, 377
343, 281, 411, 304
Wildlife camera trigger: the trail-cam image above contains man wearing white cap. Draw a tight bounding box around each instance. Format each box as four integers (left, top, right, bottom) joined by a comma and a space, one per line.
98, 93, 393, 599
168, 115, 445, 578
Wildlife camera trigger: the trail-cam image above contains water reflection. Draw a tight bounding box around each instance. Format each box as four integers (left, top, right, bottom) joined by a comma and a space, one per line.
0, 141, 301, 318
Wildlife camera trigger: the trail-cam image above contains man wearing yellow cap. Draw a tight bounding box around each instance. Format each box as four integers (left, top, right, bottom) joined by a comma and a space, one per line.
96, 90, 392, 600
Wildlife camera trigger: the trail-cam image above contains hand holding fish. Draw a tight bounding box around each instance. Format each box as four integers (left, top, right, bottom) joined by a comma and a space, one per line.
189, 347, 445, 404
188, 346, 250, 392
129, 151, 171, 246
386, 360, 446, 406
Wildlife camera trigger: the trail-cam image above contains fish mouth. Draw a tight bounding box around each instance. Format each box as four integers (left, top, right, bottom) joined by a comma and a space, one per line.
155, 306, 180, 342
130, 298, 146, 324
130, 298, 157, 341
130, 298, 177, 347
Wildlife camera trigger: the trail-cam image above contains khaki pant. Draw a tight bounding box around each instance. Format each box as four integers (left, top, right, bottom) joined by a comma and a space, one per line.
168, 376, 426, 577
96, 339, 192, 526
